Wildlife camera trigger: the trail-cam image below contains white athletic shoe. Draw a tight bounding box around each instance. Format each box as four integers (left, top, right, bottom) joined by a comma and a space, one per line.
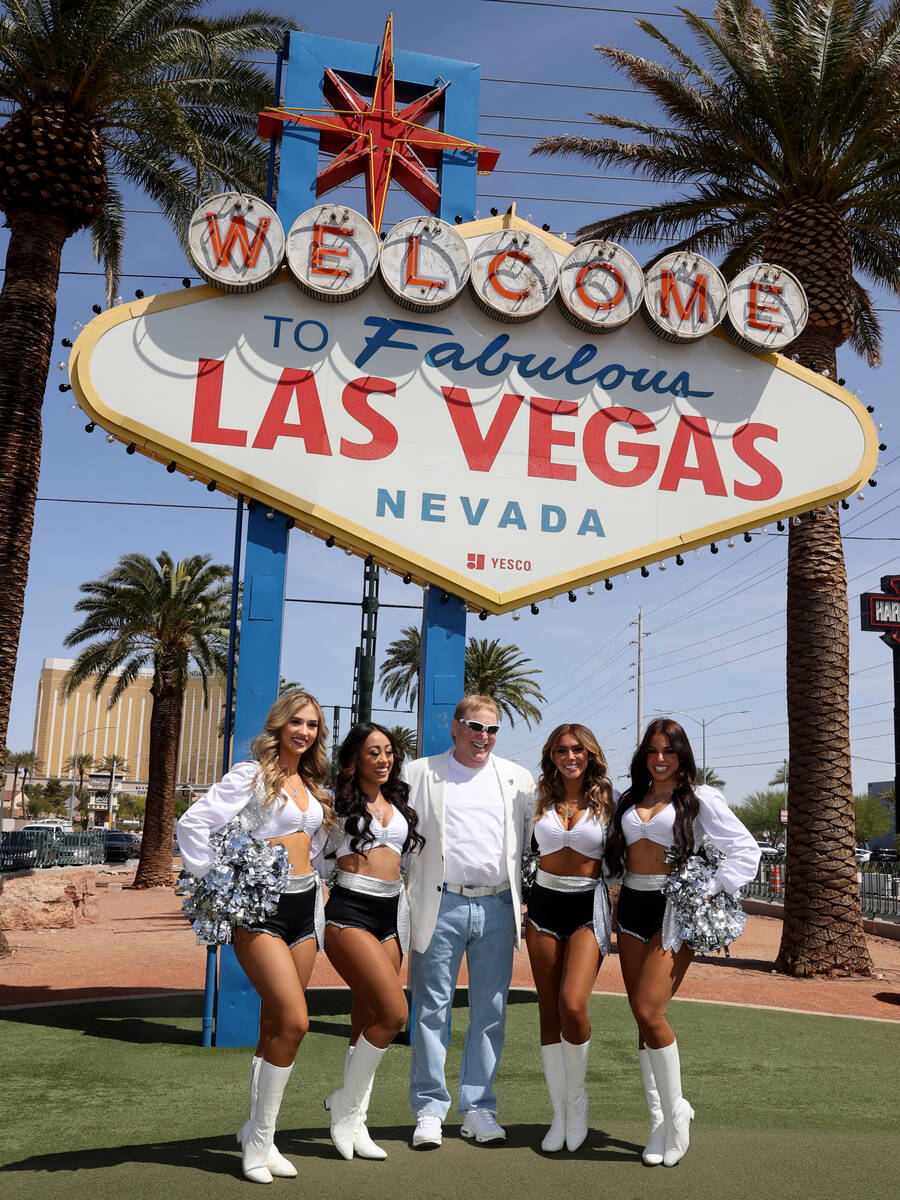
460, 1109, 506, 1144
412, 1113, 443, 1149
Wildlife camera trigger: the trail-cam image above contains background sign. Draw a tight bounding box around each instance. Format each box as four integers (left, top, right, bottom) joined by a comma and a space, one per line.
70, 213, 878, 614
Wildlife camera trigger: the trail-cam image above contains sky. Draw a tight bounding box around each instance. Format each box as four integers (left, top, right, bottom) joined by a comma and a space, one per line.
3, 0, 898, 805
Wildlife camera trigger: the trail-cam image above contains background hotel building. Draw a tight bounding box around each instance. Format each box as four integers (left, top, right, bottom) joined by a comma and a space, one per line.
31, 658, 225, 791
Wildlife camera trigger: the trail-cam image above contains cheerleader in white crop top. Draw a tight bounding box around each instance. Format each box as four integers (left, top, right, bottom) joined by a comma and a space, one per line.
604, 718, 761, 1169
176, 691, 335, 1184
526, 724, 617, 1154
322, 722, 425, 1161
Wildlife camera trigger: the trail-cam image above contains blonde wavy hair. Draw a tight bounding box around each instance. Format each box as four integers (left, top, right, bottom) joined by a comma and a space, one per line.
250, 691, 335, 827
535, 723, 614, 822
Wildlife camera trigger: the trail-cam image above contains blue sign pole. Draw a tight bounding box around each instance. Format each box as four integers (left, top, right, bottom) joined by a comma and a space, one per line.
214, 504, 291, 1047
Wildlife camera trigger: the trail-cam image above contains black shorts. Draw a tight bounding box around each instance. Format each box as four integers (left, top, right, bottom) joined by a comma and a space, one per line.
324, 883, 399, 943
244, 887, 316, 948
526, 883, 596, 941
616, 885, 667, 943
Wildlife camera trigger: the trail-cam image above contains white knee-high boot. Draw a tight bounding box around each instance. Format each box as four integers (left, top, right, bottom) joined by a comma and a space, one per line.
560, 1036, 590, 1152
646, 1041, 694, 1167
539, 1042, 567, 1152
328, 1035, 387, 1160
325, 1042, 387, 1160
638, 1048, 665, 1165
241, 1061, 293, 1184
238, 1056, 298, 1178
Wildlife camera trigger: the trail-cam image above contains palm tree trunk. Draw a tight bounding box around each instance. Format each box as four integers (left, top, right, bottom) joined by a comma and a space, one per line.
775, 337, 873, 977
133, 686, 182, 889
0, 213, 68, 753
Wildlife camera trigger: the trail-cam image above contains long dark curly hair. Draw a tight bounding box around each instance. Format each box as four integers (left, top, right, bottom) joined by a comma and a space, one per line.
535, 723, 614, 822
604, 718, 699, 876
334, 722, 425, 857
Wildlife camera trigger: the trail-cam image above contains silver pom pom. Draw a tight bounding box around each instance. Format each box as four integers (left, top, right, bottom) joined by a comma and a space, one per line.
663, 842, 746, 954
180, 819, 290, 944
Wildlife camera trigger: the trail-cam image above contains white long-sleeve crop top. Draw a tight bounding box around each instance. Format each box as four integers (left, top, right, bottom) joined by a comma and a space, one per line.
533, 806, 607, 860
336, 805, 408, 858
177, 759, 326, 878
621, 785, 760, 894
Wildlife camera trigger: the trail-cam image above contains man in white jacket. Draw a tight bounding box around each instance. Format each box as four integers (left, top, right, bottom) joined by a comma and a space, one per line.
403, 694, 535, 1149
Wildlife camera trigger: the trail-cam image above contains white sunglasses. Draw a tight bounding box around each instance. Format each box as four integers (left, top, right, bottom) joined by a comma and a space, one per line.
458, 718, 500, 735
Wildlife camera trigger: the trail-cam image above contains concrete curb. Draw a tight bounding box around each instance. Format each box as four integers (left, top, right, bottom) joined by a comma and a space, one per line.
741, 897, 900, 941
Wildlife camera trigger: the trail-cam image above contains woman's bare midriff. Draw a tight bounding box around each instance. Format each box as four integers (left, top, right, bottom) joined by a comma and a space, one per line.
626, 841, 670, 875
268, 830, 313, 876
539, 847, 602, 878
336, 846, 402, 882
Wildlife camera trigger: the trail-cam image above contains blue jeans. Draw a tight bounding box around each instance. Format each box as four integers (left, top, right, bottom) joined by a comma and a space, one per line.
409, 888, 517, 1119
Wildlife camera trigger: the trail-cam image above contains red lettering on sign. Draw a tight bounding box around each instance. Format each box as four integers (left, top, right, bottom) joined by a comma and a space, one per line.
732, 423, 781, 500
659, 416, 727, 495
252, 369, 332, 454
340, 377, 399, 460
405, 236, 446, 290
487, 249, 532, 301
442, 387, 524, 471
311, 224, 353, 277
747, 282, 783, 332
582, 407, 659, 487
190, 358, 247, 446
575, 262, 626, 311
205, 214, 271, 269
528, 397, 578, 480
660, 270, 708, 323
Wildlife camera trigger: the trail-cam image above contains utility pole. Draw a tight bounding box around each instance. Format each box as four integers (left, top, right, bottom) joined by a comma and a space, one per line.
351, 559, 380, 726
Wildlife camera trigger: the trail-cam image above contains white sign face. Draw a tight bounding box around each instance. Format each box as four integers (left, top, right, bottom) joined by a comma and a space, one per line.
469, 229, 559, 321
725, 263, 809, 352
285, 204, 380, 300
643, 252, 729, 342
70, 224, 877, 614
557, 240, 644, 332
188, 193, 285, 292
379, 217, 471, 310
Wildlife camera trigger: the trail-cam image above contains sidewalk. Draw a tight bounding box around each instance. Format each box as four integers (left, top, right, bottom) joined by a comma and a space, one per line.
1, 865, 899, 1020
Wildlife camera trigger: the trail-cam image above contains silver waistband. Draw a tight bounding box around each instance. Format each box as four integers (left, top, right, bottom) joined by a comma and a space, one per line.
282, 872, 318, 894
443, 880, 509, 897
335, 869, 402, 898
535, 868, 599, 893
623, 871, 668, 891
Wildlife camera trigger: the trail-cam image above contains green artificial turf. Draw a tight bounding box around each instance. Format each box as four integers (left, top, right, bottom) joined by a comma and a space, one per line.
0, 989, 895, 1200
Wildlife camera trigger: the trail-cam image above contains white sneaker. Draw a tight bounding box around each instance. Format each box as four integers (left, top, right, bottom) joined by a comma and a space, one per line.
412, 1113, 442, 1149
460, 1108, 506, 1144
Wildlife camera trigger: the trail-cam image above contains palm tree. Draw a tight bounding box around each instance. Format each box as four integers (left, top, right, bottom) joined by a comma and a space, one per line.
696, 767, 725, 789
769, 764, 789, 788
63, 552, 231, 887
531, 0, 889, 978
98, 753, 128, 828
3, 748, 29, 818
464, 638, 545, 730
15, 750, 42, 819
379, 626, 421, 710
379, 629, 547, 729
0, 1, 298, 767
64, 752, 95, 800
388, 725, 417, 761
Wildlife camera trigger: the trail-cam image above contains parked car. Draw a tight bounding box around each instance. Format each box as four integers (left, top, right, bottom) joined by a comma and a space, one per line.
105, 831, 141, 862
755, 841, 780, 858
20, 819, 72, 834
0, 830, 41, 871
856, 846, 872, 863
869, 848, 899, 864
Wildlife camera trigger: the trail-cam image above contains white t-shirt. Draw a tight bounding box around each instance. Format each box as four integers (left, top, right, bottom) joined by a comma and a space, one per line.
442, 753, 507, 886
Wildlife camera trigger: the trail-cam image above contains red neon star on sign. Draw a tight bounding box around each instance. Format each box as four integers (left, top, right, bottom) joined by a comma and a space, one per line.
258, 14, 499, 231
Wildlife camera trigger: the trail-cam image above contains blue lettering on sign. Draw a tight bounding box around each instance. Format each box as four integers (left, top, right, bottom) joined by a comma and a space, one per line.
541, 505, 566, 533
354, 316, 712, 399
376, 488, 405, 519
374, 491, 607, 537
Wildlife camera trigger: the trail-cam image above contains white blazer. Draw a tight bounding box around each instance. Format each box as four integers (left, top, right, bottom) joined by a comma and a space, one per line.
403, 750, 535, 954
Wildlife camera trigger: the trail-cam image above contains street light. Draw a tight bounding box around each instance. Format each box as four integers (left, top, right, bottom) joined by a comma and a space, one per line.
654, 708, 749, 780
67, 724, 118, 825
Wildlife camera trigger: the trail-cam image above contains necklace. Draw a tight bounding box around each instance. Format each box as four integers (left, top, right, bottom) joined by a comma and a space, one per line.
370, 797, 387, 824
558, 800, 581, 823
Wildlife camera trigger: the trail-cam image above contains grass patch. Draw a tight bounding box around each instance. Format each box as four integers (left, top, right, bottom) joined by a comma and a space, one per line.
0, 989, 894, 1200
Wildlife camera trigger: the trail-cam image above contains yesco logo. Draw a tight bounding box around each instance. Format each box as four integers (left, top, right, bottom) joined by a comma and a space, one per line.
467, 553, 532, 572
